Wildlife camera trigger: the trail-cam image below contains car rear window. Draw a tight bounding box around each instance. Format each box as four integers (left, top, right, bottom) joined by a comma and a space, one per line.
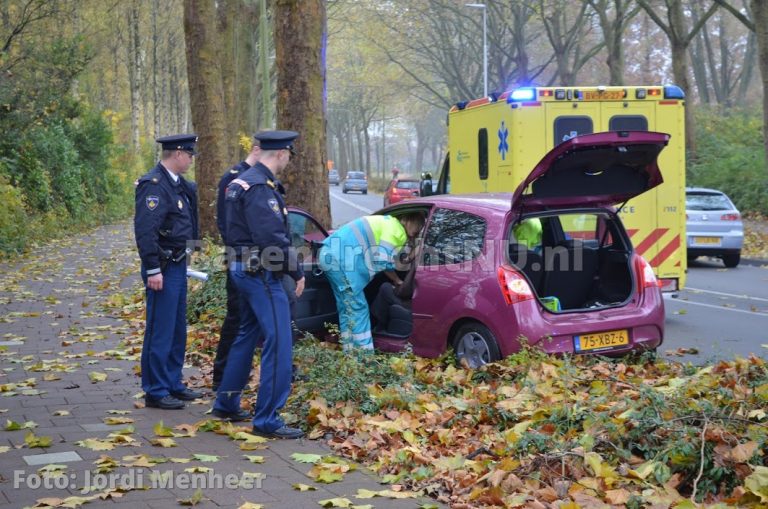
396, 181, 419, 189
347, 172, 365, 179
686, 192, 732, 211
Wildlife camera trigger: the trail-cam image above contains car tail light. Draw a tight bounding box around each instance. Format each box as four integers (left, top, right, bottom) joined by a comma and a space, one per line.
720, 213, 740, 221
497, 265, 535, 305
633, 254, 661, 294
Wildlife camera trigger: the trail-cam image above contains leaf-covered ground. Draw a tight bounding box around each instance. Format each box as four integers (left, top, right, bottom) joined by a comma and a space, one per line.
743, 216, 768, 260
179, 322, 768, 508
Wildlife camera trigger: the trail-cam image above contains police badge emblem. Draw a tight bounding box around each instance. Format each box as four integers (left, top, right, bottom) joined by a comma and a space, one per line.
146, 196, 159, 210
268, 198, 280, 215
178, 199, 183, 209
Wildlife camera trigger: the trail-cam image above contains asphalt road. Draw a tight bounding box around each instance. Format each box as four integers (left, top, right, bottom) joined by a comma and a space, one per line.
327, 186, 768, 363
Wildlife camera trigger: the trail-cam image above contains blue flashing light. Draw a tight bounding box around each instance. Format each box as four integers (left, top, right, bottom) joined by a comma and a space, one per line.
664, 85, 685, 99
509, 88, 536, 101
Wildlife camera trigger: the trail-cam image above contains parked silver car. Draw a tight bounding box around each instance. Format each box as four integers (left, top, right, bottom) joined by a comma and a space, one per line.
686, 187, 743, 267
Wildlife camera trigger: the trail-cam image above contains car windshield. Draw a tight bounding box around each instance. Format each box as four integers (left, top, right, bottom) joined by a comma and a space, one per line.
686, 192, 733, 211
347, 172, 365, 179
396, 181, 419, 189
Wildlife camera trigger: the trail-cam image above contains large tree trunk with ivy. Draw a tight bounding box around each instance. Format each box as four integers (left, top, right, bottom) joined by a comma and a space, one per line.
273, 0, 331, 228
183, 0, 229, 238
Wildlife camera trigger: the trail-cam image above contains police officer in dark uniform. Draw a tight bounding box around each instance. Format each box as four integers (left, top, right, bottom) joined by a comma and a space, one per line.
212, 130, 306, 439
134, 134, 204, 410
212, 136, 263, 391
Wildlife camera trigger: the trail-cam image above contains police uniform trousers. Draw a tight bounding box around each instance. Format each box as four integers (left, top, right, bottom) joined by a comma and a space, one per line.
140, 260, 188, 398
214, 264, 292, 432
213, 271, 241, 387
214, 273, 298, 388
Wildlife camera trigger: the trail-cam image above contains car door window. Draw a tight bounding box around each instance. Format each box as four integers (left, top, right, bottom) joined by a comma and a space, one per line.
423, 208, 486, 265
287, 211, 328, 261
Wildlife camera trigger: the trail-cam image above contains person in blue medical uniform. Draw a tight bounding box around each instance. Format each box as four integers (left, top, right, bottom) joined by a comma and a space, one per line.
134, 134, 203, 410
319, 213, 424, 350
213, 130, 306, 439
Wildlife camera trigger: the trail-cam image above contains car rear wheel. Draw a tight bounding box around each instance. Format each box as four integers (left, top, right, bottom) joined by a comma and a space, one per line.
363, 190, 368, 195
452, 322, 501, 369
342, 189, 348, 194
722, 251, 740, 268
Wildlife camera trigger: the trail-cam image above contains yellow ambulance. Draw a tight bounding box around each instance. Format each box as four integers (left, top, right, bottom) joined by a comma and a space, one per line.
435, 85, 687, 291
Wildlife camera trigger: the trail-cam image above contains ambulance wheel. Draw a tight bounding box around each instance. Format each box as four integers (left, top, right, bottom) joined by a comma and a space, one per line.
452, 322, 500, 369
722, 252, 740, 268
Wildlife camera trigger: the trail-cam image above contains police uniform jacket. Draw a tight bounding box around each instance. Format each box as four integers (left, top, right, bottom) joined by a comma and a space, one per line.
216, 161, 250, 245
225, 163, 303, 281
134, 163, 199, 274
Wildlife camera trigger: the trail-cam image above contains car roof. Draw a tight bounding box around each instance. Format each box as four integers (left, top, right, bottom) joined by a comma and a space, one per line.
686, 187, 726, 194
398, 193, 513, 212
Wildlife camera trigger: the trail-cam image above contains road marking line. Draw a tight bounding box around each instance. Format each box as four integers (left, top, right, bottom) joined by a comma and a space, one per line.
685, 287, 768, 303
666, 298, 768, 317
329, 190, 374, 215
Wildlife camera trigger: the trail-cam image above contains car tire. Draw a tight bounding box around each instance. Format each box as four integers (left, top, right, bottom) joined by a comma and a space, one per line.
722, 252, 740, 268
452, 322, 501, 369
363, 190, 368, 195
342, 189, 348, 194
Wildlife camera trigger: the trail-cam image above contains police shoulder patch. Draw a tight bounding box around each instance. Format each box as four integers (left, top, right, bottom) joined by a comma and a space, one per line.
268, 198, 281, 215
146, 195, 160, 210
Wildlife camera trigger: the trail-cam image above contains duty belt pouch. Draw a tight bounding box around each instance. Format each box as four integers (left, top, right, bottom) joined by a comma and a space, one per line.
159, 249, 172, 272
247, 248, 262, 273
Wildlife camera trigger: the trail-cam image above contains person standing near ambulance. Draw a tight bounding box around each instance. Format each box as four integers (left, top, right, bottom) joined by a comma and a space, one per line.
318, 213, 424, 350
213, 130, 305, 440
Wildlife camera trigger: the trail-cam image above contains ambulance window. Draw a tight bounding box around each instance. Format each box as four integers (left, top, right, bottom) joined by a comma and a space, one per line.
478, 128, 488, 180
554, 117, 593, 145
609, 115, 648, 131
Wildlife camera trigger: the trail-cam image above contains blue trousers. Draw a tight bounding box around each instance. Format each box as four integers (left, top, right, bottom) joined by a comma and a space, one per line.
141, 260, 188, 398
214, 265, 293, 432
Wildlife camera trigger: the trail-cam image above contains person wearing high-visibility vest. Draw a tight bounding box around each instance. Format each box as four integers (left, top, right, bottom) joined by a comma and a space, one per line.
319, 213, 425, 350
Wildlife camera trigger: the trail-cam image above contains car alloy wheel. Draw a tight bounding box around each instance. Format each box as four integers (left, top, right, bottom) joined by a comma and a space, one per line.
453, 323, 501, 369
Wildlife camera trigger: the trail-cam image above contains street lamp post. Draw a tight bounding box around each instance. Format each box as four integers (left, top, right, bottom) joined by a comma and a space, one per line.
465, 3, 487, 97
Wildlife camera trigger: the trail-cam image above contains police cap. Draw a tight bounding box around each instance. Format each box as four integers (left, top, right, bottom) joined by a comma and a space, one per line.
254, 130, 299, 153
156, 134, 199, 155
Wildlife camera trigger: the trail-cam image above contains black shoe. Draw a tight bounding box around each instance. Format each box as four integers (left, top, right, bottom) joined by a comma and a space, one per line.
252, 425, 305, 439
211, 408, 252, 422
145, 395, 185, 410
211, 382, 220, 392
171, 388, 204, 401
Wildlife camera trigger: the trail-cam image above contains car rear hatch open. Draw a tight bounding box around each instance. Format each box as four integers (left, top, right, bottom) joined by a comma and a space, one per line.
510, 131, 669, 213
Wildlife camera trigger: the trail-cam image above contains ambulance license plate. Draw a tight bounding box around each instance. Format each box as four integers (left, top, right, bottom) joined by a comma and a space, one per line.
574, 330, 629, 352
693, 236, 720, 245
584, 90, 624, 101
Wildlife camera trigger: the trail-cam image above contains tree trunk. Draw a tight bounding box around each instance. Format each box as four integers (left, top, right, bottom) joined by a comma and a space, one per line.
274, 0, 330, 227
183, 0, 229, 238
218, 0, 239, 162
152, 0, 160, 137
127, 1, 141, 151
752, 0, 768, 172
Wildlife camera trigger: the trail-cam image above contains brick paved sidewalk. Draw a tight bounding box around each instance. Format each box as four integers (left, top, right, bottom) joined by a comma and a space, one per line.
0, 223, 440, 509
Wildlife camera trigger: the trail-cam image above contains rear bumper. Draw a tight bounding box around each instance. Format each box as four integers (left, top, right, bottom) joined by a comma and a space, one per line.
686, 230, 743, 255
501, 289, 664, 356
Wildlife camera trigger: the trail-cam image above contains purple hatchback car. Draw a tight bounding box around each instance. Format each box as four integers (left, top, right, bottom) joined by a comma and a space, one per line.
289, 131, 667, 367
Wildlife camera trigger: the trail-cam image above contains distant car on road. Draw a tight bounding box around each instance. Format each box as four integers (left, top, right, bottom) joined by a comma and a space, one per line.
342, 171, 368, 194
686, 187, 743, 267
383, 178, 420, 206
328, 169, 339, 186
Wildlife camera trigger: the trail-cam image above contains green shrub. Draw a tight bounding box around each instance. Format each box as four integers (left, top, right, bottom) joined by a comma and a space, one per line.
0, 173, 29, 254
688, 108, 768, 215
